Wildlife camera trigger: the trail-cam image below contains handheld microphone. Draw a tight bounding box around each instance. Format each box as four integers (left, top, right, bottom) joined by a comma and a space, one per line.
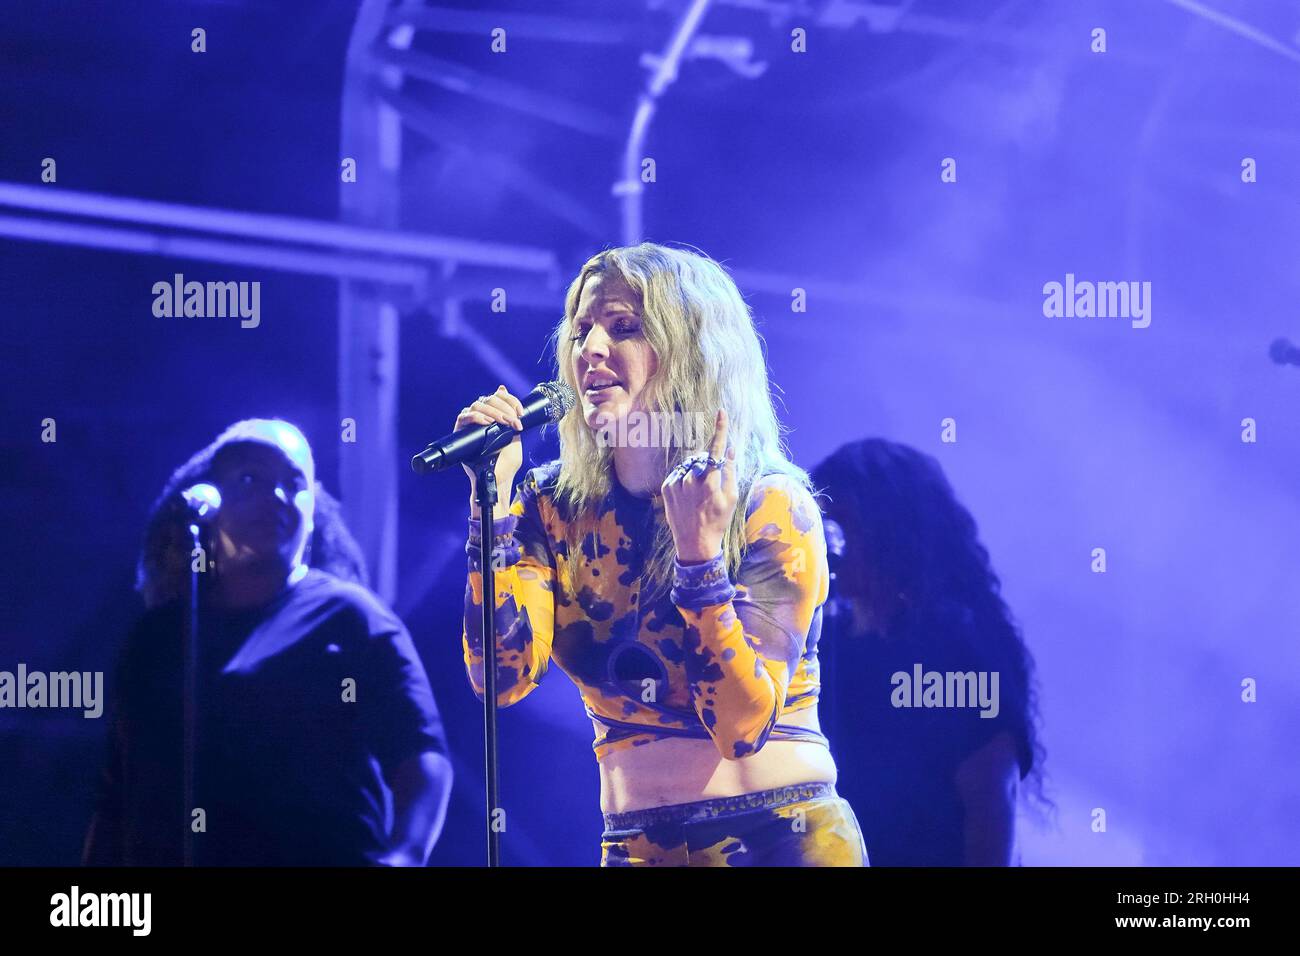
180, 483, 223, 520
411, 380, 576, 475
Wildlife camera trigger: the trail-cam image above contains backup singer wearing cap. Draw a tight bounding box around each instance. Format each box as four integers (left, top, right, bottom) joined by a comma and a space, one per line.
84, 419, 451, 866
456, 243, 867, 866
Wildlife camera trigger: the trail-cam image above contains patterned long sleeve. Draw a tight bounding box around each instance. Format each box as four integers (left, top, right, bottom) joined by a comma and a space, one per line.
463, 467, 557, 707
671, 475, 830, 760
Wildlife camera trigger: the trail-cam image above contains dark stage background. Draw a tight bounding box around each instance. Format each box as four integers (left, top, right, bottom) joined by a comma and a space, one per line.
1, 0, 1297, 866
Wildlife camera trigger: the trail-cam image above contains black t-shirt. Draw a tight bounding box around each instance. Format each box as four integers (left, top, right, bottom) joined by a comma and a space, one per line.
819, 617, 1033, 867
84, 569, 447, 866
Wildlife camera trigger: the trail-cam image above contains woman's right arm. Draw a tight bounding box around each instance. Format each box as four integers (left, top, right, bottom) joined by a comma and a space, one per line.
459, 387, 557, 707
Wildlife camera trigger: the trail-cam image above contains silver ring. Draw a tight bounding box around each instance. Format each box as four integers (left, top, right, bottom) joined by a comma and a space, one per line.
675, 454, 724, 475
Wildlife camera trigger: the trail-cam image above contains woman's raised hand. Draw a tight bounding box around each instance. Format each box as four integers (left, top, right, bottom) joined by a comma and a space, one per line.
661, 408, 739, 563
458, 385, 526, 505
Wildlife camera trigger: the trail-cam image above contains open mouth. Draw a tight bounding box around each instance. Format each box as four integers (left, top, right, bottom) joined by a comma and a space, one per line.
584, 381, 621, 394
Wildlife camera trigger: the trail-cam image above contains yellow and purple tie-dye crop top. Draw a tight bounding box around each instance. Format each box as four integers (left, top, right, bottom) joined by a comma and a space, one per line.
462, 459, 831, 762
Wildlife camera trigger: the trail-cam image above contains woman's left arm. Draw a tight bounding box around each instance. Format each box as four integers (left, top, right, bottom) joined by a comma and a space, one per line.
361, 620, 454, 865
670, 475, 829, 760
378, 751, 454, 866
660, 412, 828, 760
954, 729, 1020, 866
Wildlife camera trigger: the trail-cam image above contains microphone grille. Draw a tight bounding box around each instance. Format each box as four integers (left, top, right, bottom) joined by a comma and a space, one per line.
180, 482, 223, 519
539, 380, 576, 422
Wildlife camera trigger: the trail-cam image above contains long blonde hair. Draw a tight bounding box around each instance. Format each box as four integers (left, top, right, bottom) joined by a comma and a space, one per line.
547, 242, 812, 604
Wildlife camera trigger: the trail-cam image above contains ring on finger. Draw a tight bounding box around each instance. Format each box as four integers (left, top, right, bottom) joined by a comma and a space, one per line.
688, 454, 724, 469
675, 455, 721, 476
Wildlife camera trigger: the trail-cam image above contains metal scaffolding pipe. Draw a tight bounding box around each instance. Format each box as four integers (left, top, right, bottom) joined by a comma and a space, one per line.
0, 182, 559, 275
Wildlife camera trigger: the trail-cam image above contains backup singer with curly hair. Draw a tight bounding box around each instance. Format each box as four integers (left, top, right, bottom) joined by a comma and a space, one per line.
812, 438, 1052, 866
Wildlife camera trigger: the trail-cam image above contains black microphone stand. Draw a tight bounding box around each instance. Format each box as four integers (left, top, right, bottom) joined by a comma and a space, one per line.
183, 520, 204, 868
412, 380, 573, 866
473, 454, 503, 867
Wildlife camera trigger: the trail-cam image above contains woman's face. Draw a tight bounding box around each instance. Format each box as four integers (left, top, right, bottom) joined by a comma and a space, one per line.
569, 272, 659, 433
210, 441, 314, 574
826, 506, 898, 637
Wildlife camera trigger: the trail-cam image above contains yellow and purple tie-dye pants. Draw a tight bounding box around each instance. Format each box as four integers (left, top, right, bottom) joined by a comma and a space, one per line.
599, 782, 868, 867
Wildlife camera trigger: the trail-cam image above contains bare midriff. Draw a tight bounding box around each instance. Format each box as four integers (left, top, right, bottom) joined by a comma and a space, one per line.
596, 703, 838, 814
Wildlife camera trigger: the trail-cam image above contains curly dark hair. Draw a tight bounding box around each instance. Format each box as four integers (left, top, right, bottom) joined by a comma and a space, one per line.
136, 419, 368, 609
811, 438, 1051, 815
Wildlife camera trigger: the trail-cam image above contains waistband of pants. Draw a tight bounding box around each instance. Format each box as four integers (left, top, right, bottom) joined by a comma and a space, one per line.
602, 781, 838, 832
